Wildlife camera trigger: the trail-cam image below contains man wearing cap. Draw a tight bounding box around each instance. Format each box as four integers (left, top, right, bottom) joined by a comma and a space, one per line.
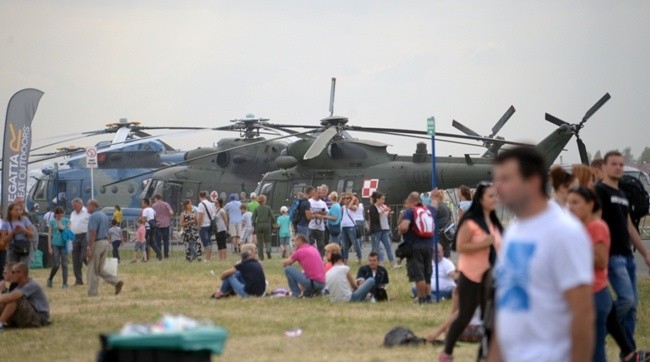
85, 199, 123, 297
224, 194, 243, 253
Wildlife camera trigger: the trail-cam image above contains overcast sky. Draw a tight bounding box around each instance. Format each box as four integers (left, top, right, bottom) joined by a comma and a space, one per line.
1, 1, 649, 167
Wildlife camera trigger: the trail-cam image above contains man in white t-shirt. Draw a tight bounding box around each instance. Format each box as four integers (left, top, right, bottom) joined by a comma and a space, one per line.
197, 191, 217, 261
69, 198, 90, 285
487, 147, 594, 362
428, 244, 458, 300
141, 198, 161, 261
305, 190, 328, 256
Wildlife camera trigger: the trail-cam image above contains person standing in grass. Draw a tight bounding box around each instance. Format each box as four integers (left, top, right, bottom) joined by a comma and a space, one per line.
47, 207, 70, 288
283, 234, 326, 298
368, 191, 397, 268
132, 219, 147, 263
252, 195, 274, 260
276, 206, 292, 258
214, 198, 229, 262
86, 199, 124, 297
224, 194, 243, 254
180, 199, 202, 262
326, 192, 342, 245
211, 243, 266, 299
108, 219, 124, 263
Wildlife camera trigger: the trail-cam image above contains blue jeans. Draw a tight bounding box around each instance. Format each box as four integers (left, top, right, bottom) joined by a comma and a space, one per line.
328, 227, 341, 245
155, 226, 171, 258
371, 230, 394, 262
220, 272, 249, 297
284, 266, 324, 298
341, 227, 361, 261
111, 240, 121, 262
412, 286, 454, 300
608, 254, 637, 350
350, 277, 376, 302
593, 287, 613, 362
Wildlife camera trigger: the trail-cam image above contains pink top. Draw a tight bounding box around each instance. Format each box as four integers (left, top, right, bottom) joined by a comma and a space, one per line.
587, 219, 610, 293
457, 220, 502, 283
152, 200, 174, 228
290, 244, 326, 283
136, 225, 146, 243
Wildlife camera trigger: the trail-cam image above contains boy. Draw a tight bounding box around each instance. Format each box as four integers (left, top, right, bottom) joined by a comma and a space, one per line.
108, 219, 125, 263
240, 204, 253, 244
132, 219, 147, 263
276, 206, 292, 258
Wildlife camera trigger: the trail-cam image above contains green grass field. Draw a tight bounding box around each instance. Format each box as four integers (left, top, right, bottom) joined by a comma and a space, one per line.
2, 248, 649, 362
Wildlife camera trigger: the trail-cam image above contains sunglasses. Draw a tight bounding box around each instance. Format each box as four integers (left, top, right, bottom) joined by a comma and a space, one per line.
477, 181, 493, 188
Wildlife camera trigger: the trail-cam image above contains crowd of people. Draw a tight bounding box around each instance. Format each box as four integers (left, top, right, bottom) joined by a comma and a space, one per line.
0, 147, 649, 362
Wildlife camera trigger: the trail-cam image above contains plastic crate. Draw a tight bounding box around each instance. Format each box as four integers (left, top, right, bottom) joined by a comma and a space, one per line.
98, 327, 228, 362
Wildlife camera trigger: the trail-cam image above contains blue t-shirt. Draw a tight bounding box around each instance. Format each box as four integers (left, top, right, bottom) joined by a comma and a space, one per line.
327, 203, 342, 227
88, 211, 110, 240
277, 214, 292, 238
402, 204, 437, 246
224, 201, 242, 224
1, 217, 32, 246
49, 218, 69, 247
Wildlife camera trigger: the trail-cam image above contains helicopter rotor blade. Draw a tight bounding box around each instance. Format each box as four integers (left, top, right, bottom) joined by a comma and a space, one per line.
349, 139, 389, 148
304, 127, 338, 160
544, 113, 569, 128
490, 105, 516, 137
102, 130, 316, 187
31, 131, 107, 152
329, 77, 336, 117
451, 120, 481, 138
383, 132, 488, 148
581, 92, 611, 126
577, 137, 589, 165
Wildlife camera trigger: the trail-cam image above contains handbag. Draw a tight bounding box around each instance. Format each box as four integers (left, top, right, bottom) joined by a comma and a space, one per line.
395, 241, 412, 259
9, 220, 31, 255
345, 208, 364, 238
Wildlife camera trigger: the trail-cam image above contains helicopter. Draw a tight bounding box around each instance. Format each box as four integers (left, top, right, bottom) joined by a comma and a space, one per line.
26, 118, 195, 213
137, 115, 296, 212
250, 89, 611, 211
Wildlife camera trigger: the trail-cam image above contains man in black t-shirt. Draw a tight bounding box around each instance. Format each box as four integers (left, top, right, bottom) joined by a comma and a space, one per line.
595, 151, 650, 350
211, 244, 266, 298
293, 187, 314, 237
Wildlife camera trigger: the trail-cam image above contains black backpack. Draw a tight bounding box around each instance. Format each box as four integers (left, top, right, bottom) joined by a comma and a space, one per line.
619, 175, 650, 227
383, 327, 426, 347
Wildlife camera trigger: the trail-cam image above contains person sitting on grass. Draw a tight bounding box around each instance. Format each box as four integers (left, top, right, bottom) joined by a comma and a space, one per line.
325, 253, 376, 302
0, 262, 50, 331
1, 262, 17, 294
356, 252, 390, 301
324, 243, 342, 272
211, 244, 266, 299
131, 219, 147, 263
283, 234, 326, 298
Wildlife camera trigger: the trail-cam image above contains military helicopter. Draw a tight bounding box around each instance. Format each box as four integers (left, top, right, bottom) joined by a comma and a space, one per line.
26, 119, 194, 213
251, 88, 611, 211
110, 115, 298, 212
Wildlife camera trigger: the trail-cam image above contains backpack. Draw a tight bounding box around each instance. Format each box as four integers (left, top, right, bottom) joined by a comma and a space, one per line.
383, 327, 426, 347
619, 175, 650, 227
411, 205, 434, 238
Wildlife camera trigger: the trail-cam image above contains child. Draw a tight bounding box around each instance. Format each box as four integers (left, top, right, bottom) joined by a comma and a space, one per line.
275, 206, 292, 258
240, 204, 253, 244
108, 219, 125, 263
132, 219, 147, 263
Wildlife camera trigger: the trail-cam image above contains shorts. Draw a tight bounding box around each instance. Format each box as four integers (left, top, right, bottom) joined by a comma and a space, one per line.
229, 223, 242, 237
241, 227, 254, 243
1, 298, 48, 328
134, 242, 146, 252
199, 226, 212, 247
279, 236, 291, 246
216, 230, 227, 250
407, 244, 433, 283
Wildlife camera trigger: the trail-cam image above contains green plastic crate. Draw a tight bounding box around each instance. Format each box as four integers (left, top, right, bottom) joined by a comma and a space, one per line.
106, 327, 228, 355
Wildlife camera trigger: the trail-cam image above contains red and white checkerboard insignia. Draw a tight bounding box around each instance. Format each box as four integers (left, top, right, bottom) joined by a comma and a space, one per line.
361, 179, 379, 198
